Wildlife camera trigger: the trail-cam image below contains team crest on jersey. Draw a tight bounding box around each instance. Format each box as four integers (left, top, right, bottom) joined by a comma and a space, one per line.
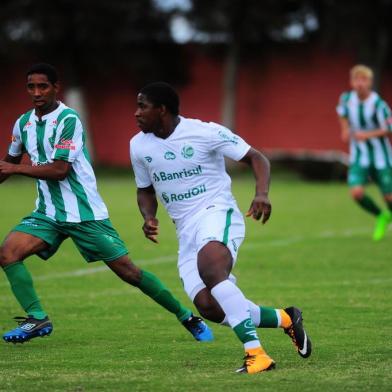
144, 156, 152, 163
181, 144, 194, 159
164, 151, 176, 160
11, 135, 17, 142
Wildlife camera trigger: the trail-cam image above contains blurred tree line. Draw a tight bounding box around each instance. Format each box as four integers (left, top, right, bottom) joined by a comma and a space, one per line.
1, 0, 392, 127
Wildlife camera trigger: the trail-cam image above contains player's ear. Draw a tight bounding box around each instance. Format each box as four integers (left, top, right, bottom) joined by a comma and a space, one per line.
159, 104, 168, 116
53, 82, 60, 94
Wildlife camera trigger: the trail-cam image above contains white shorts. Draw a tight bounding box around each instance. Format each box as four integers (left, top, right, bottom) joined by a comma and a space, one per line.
177, 205, 245, 302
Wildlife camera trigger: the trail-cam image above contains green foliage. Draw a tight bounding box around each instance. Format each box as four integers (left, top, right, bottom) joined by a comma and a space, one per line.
0, 175, 391, 391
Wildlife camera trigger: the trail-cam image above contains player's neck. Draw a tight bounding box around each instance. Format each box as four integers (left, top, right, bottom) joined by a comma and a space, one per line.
357, 90, 371, 101
35, 101, 59, 121
157, 116, 180, 139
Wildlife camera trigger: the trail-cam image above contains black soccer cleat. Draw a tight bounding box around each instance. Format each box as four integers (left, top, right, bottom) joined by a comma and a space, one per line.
182, 315, 214, 342
283, 307, 312, 358
3, 316, 53, 343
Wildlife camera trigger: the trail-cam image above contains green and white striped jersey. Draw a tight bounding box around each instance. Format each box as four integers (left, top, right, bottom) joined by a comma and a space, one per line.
8, 102, 108, 222
336, 91, 392, 169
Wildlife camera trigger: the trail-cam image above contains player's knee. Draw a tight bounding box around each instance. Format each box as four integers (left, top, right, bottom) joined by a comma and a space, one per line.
107, 257, 142, 286
0, 245, 20, 267
384, 193, 392, 202
350, 188, 364, 200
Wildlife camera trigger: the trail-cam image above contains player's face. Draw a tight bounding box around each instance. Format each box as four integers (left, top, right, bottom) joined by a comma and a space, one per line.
351, 74, 372, 96
27, 74, 58, 112
135, 93, 163, 133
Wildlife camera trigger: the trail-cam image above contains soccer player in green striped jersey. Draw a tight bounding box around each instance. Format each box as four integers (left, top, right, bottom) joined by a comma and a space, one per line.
0, 63, 213, 343
337, 65, 392, 240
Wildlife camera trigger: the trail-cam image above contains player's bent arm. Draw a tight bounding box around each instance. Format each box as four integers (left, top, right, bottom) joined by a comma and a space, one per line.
240, 148, 270, 196
0, 154, 23, 183
137, 185, 158, 220
239, 148, 272, 223
338, 117, 350, 143
0, 159, 71, 181
355, 129, 390, 141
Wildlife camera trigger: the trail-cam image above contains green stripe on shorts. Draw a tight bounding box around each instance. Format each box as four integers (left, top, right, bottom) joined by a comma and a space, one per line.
222, 208, 234, 245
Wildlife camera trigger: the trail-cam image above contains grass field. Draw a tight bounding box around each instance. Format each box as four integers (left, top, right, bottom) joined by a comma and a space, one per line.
0, 172, 391, 391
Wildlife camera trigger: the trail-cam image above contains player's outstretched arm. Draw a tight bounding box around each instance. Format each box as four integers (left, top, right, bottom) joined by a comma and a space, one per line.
240, 148, 272, 224
0, 159, 71, 181
0, 154, 23, 184
137, 185, 160, 243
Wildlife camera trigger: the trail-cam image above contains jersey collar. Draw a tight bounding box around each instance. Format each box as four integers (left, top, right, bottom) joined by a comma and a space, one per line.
33, 101, 65, 122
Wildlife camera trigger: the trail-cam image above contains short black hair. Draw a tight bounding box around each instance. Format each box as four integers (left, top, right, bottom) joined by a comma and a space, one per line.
140, 82, 180, 116
26, 63, 59, 85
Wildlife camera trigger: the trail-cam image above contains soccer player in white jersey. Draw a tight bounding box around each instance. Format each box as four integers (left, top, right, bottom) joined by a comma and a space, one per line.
0, 64, 213, 344
337, 65, 392, 240
130, 82, 312, 374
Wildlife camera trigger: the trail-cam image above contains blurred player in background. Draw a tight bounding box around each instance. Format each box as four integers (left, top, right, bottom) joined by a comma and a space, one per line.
337, 65, 392, 240
0, 63, 213, 344
130, 82, 312, 374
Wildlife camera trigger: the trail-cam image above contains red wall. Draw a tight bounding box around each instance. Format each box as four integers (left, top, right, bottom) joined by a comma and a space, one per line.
2, 48, 390, 166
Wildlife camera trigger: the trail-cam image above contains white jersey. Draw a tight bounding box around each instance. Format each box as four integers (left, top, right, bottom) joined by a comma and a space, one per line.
130, 116, 250, 228
8, 102, 108, 222
336, 91, 392, 169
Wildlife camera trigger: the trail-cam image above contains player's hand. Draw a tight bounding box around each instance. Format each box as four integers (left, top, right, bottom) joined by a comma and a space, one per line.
0, 161, 17, 175
246, 194, 272, 224
142, 217, 159, 243
354, 131, 369, 141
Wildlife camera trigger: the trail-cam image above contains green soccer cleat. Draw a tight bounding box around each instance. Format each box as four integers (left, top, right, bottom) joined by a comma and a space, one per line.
373, 211, 392, 241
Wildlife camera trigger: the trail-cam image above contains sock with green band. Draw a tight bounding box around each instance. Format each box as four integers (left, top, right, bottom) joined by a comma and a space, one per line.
3, 262, 47, 320
247, 301, 292, 328
138, 270, 192, 322
355, 195, 381, 216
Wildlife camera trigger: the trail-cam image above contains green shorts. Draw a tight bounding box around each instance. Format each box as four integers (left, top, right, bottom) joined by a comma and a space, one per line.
12, 213, 128, 262
348, 164, 392, 194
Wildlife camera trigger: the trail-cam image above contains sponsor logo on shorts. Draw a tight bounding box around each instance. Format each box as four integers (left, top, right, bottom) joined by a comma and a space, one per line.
11, 135, 17, 143
164, 151, 176, 160
21, 219, 39, 227
202, 236, 217, 242
144, 156, 152, 163
153, 165, 202, 182
218, 130, 239, 145
161, 184, 207, 203
231, 239, 238, 252
181, 144, 194, 159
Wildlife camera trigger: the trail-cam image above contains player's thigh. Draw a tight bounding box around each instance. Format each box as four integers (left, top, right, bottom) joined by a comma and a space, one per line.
348, 164, 369, 191
373, 167, 392, 195
67, 219, 128, 263
0, 215, 66, 264
196, 208, 244, 266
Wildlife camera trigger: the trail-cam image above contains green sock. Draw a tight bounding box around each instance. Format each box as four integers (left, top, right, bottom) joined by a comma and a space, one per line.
233, 318, 260, 345
356, 195, 381, 216
3, 262, 47, 320
259, 306, 278, 328
138, 270, 192, 322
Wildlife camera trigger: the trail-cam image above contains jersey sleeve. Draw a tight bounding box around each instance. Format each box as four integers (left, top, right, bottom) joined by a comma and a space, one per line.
8, 118, 23, 157
336, 92, 349, 118
208, 124, 251, 161
376, 100, 392, 132
130, 138, 152, 188
51, 115, 83, 162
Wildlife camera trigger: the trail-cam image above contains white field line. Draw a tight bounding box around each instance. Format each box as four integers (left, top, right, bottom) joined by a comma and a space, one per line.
0, 227, 389, 289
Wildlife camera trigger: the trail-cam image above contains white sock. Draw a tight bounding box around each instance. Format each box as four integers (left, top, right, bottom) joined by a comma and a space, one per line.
247, 300, 261, 327
211, 280, 260, 349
